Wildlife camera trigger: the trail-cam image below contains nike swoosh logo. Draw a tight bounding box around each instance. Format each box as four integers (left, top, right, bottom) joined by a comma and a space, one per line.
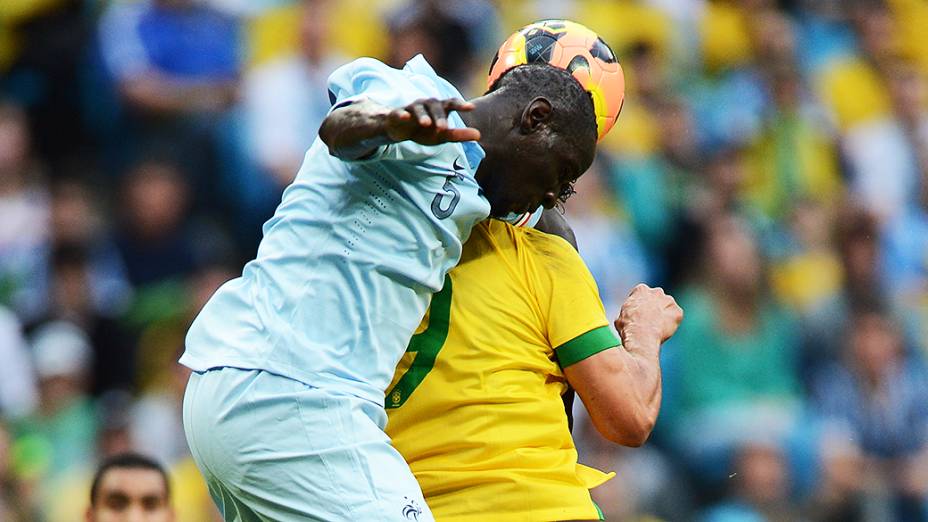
452, 157, 465, 171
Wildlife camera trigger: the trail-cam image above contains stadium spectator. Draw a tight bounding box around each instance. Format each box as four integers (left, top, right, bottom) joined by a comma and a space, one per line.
0, 305, 38, 418
130, 347, 190, 472
808, 428, 868, 522
29, 245, 136, 397
686, 147, 772, 241
0, 0, 92, 167
47, 179, 132, 317
609, 97, 701, 288
386, 2, 476, 88
799, 205, 885, 382
688, 11, 769, 152
744, 63, 841, 222
0, 102, 49, 321
98, 0, 240, 118
239, 0, 345, 231
86, 452, 174, 522
577, 431, 690, 522
12, 321, 97, 517
770, 199, 843, 315
97, 0, 242, 191
660, 214, 802, 485
0, 420, 28, 519
838, 5, 925, 223
597, 40, 667, 159
700, 441, 802, 522
115, 159, 197, 289
878, 61, 928, 348
244, 0, 342, 183
812, 306, 928, 521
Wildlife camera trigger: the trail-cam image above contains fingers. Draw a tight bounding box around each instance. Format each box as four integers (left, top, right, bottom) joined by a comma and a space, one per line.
405, 98, 474, 129
425, 99, 447, 130
442, 99, 475, 113
409, 103, 431, 127
439, 127, 481, 143
388, 109, 412, 123
389, 98, 480, 145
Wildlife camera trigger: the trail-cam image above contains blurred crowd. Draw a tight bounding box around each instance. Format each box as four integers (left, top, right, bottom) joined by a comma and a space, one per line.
1, 0, 927, 520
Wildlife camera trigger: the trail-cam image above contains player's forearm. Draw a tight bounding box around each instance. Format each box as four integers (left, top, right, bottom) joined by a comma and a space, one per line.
565, 343, 663, 447
616, 340, 663, 438
319, 101, 394, 160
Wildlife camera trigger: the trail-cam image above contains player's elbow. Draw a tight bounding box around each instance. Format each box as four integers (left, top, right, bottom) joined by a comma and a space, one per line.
319, 114, 337, 151
595, 405, 656, 447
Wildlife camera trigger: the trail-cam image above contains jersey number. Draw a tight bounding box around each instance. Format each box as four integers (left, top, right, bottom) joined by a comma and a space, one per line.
431, 178, 461, 219
385, 275, 453, 409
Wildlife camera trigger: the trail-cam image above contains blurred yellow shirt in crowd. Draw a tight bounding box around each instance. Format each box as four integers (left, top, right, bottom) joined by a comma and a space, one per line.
0, 0, 68, 71
246, 0, 394, 68
700, 1, 754, 72
744, 115, 842, 219
771, 251, 843, 312
886, 0, 928, 74
386, 220, 616, 522
816, 57, 892, 131
599, 99, 661, 156
498, 0, 671, 59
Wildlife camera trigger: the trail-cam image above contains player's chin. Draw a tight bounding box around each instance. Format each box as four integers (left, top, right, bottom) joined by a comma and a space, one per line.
485, 197, 510, 219
487, 196, 527, 218
490, 198, 522, 218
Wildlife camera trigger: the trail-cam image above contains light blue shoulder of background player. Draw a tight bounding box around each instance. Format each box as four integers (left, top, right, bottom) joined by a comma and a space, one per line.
325, 55, 485, 175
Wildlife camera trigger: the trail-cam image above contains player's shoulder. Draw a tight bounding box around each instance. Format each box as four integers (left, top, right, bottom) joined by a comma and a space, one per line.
328, 55, 452, 112
343, 56, 396, 74
332, 55, 444, 91
519, 224, 583, 262
329, 56, 405, 88
483, 220, 584, 271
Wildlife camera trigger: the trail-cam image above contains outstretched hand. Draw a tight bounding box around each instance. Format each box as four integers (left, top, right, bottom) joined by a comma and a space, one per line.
385, 98, 481, 145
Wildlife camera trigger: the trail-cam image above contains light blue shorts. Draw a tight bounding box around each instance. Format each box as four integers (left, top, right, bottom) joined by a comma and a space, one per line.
183, 367, 434, 521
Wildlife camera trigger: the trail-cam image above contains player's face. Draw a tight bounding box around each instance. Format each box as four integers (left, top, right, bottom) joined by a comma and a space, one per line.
86, 468, 174, 522
484, 142, 588, 217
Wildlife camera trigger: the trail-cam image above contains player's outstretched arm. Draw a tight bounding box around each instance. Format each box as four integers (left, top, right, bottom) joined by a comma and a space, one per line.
564, 284, 682, 447
319, 98, 481, 160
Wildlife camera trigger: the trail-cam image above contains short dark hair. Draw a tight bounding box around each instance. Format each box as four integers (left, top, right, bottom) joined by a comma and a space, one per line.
489, 64, 597, 154
90, 453, 170, 505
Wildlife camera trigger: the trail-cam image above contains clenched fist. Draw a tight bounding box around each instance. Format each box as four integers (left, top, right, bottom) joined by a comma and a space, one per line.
615, 284, 683, 349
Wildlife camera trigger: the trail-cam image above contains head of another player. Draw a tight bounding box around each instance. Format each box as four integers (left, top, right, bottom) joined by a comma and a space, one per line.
469, 20, 624, 217
467, 63, 597, 217
86, 453, 174, 522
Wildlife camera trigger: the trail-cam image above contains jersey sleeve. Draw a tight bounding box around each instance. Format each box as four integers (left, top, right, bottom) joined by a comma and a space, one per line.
528, 232, 620, 368
326, 57, 403, 111
325, 57, 448, 163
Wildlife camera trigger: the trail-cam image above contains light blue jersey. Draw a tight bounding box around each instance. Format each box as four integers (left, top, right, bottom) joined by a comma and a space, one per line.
181, 55, 490, 406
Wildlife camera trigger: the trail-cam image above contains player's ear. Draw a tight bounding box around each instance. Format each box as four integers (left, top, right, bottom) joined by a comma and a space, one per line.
520, 97, 552, 134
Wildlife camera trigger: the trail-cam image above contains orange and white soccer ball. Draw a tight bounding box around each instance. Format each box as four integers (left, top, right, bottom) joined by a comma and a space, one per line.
487, 20, 625, 142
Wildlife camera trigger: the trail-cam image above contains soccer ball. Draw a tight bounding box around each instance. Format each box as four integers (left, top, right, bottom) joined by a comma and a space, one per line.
487, 20, 625, 142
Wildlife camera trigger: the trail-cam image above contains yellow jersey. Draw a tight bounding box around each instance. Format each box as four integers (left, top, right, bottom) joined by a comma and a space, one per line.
386, 220, 620, 522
